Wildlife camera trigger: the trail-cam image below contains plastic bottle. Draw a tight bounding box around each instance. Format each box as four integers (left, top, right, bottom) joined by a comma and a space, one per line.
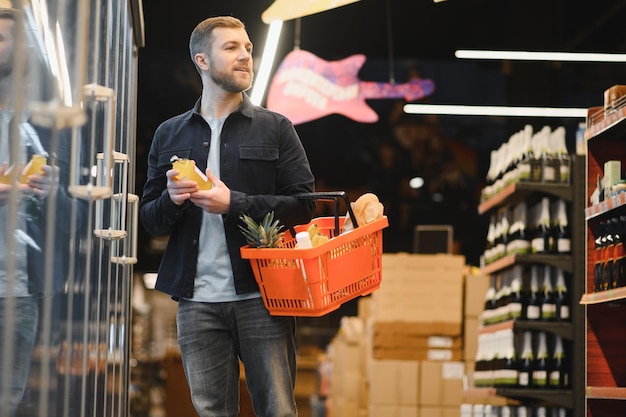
171, 156, 212, 190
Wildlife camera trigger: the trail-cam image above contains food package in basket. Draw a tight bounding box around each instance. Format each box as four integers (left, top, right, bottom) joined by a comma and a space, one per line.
342, 192, 384, 234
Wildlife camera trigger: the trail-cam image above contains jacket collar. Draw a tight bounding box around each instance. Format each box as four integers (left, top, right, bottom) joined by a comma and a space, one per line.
187, 93, 254, 122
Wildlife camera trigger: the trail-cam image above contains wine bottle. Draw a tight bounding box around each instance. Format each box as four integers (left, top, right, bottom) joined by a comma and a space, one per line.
498, 272, 512, 323
540, 266, 556, 321
613, 216, 626, 287
604, 218, 615, 289
517, 405, 531, 417
485, 214, 497, 264
594, 222, 605, 292
509, 265, 526, 320
553, 199, 571, 254
552, 126, 570, 184
501, 329, 519, 387
519, 125, 541, 183
526, 266, 541, 321
474, 333, 492, 387
497, 209, 510, 260
535, 406, 549, 417
550, 407, 568, 417
554, 268, 570, 322
531, 198, 552, 254
483, 275, 497, 325
549, 335, 570, 389
532, 331, 550, 388
517, 331, 534, 388
541, 126, 559, 184
507, 203, 531, 255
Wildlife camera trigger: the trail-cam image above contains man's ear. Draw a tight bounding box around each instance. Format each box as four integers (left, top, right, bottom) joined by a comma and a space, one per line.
194, 53, 209, 71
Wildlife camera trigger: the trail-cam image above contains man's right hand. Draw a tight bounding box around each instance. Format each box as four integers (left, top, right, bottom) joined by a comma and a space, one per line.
0, 162, 29, 207
166, 168, 199, 205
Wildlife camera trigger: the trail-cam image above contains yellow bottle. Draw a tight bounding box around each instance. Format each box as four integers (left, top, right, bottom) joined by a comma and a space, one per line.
1, 154, 47, 184
171, 156, 212, 190
20, 154, 47, 183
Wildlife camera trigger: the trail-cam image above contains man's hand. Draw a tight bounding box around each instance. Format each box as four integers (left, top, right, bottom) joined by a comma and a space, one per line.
0, 162, 28, 206
26, 164, 58, 199
189, 169, 230, 214
166, 168, 199, 205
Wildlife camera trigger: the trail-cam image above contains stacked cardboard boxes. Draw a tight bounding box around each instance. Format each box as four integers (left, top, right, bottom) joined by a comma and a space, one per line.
367, 254, 466, 417
324, 253, 492, 417
328, 317, 369, 417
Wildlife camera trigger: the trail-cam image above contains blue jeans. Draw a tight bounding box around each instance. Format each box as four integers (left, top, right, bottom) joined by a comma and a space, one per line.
0, 296, 38, 417
177, 297, 298, 417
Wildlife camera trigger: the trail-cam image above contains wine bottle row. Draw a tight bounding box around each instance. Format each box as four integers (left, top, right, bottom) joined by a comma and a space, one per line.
462, 403, 571, 417
484, 197, 571, 265
474, 329, 570, 390
593, 215, 626, 292
482, 125, 571, 202
482, 265, 570, 326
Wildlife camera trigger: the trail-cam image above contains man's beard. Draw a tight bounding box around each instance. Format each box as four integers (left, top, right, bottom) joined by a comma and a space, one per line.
209, 65, 253, 93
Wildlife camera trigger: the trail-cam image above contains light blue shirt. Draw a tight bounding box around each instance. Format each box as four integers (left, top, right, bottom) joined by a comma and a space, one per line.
189, 116, 260, 302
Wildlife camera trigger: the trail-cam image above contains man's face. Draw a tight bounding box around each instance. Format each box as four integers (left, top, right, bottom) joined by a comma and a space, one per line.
206, 26, 253, 93
0, 17, 14, 79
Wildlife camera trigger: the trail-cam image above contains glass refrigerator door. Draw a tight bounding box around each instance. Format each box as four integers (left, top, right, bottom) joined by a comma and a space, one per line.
0, 1, 141, 416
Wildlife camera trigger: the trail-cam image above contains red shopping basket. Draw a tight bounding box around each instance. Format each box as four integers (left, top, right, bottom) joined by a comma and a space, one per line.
240, 192, 388, 316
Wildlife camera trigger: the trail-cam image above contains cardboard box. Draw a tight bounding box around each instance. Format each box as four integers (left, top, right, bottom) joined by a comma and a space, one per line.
332, 334, 365, 375
464, 273, 490, 318
463, 317, 480, 362
371, 320, 462, 338
374, 254, 466, 325
373, 346, 463, 362
370, 404, 419, 417
372, 322, 463, 348
331, 398, 362, 417
419, 361, 464, 406
368, 359, 420, 406
332, 370, 365, 404
420, 405, 462, 417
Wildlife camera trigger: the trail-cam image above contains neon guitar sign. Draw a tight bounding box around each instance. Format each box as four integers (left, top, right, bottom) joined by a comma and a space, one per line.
266, 49, 435, 124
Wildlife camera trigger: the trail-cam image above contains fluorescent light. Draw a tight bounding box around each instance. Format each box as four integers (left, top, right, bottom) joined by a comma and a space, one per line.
403, 104, 587, 118
455, 49, 626, 63
250, 20, 283, 106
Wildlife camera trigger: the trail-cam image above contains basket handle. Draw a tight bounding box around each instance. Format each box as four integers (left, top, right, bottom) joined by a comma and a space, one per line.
293, 191, 359, 236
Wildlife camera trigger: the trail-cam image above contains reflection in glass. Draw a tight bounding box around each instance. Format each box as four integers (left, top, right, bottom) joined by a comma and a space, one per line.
0, 1, 140, 416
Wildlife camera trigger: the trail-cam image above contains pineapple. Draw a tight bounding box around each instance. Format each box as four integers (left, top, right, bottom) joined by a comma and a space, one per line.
238, 211, 284, 248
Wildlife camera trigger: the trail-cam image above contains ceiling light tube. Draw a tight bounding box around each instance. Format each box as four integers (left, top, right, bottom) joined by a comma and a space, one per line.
403, 104, 587, 118
250, 20, 283, 106
455, 49, 626, 63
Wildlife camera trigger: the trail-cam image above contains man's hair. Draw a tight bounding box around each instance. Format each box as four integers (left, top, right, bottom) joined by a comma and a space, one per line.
0, 7, 16, 20
189, 16, 245, 74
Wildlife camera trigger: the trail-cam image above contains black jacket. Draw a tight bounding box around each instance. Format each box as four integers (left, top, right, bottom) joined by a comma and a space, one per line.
140, 94, 315, 299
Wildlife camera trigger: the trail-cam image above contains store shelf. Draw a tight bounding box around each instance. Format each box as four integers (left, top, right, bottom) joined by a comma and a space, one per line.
495, 388, 573, 409
479, 181, 574, 214
586, 387, 626, 400
479, 319, 573, 340
474, 154, 586, 417
584, 96, 626, 417
462, 387, 574, 409
580, 287, 626, 304
481, 253, 574, 275
585, 192, 626, 220
585, 104, 626, 142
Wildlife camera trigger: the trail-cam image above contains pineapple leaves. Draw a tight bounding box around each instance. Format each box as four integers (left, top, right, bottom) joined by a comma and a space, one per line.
238, 211, 285, 248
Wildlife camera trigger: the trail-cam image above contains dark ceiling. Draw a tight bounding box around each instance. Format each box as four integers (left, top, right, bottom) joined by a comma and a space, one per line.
139, 0, 626, 125
136, 0, 626, 263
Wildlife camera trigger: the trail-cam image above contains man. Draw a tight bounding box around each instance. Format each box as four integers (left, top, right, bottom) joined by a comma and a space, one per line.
140, 16, 315, 417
